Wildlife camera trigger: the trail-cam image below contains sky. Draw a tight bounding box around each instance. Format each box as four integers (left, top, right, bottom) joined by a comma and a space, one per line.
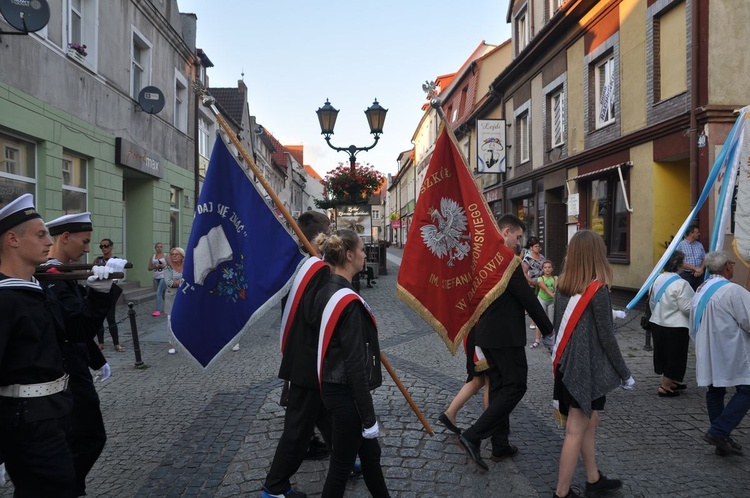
178, 1, 512, 177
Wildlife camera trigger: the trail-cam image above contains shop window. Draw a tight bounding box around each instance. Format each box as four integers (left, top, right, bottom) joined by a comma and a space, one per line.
517, 196, 536, 238
62, 153, 87, 214
587, 174, 628, 258
0, 132, 36, 208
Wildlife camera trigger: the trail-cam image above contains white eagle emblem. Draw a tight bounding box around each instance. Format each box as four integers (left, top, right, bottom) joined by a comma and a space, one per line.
420, 197, 471, 267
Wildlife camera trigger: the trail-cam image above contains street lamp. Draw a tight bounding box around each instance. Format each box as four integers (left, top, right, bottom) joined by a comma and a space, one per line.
316, 98, 388, 172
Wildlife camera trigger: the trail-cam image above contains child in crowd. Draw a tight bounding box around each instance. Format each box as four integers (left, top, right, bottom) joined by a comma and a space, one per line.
531, 260, 556, 349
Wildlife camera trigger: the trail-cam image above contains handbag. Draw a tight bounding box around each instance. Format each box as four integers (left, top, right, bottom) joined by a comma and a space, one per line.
640, 290, 652, 330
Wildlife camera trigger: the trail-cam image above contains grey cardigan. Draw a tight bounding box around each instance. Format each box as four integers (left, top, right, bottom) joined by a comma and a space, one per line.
554, 286, 631, 417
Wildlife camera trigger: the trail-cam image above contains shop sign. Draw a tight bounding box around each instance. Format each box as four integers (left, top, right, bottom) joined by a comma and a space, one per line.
115, 137, 164, 179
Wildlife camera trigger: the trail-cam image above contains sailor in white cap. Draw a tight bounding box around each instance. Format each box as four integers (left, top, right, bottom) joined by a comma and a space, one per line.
0, 194, 77, 496
41, 211, 125, 497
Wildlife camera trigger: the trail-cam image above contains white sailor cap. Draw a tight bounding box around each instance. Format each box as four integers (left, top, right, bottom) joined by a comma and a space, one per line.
46, 212, 93, 236
0, 193, 42, 235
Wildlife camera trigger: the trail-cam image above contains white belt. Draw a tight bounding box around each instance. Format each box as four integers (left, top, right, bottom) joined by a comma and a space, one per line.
0, 374, 69, 398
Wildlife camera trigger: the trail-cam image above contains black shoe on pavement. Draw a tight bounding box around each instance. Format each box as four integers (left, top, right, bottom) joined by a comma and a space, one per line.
585, 471, 622, 496
553, 489, 582, 498
490, 444, 519, 462
457, 435, 488, 471
438, 413, 461, 435
703, 432, 744, 455
303, 436, 330, 461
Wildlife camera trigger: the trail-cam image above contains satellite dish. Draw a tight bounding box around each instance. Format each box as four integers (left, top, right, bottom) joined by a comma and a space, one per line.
0, 0, 50, 33
137, 86, 165, 114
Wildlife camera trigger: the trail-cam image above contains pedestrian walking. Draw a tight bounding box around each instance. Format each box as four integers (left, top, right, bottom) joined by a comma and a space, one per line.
457, 214, 554, 470
43, 212, 124, 497
551, 230, 634, 498
438, 326, 490, 435
94, 238, 125, 352
0, 194, 77, 497
522, 236, 545, 336
690, 251, 750, 457
149, 242, 167, 316
648, 250, 694, 398
314, 230, 389, 498
164, 247, 184, 354
263, 210, 333, 498
532, 260, 557, 349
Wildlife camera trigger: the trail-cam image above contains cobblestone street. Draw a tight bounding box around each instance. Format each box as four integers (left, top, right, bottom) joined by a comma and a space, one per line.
2, 247, 748, 497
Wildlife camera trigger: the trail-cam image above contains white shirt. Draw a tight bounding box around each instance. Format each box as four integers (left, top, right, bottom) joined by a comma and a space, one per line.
649, 272, 694, 328
689, 276, 750, 387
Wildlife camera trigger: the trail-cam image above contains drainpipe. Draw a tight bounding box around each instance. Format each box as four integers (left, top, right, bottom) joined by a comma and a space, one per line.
689, 0, 700, 209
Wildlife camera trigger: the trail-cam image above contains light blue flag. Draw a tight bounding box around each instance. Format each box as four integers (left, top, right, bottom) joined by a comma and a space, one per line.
171, 135, 304, 368
627, 109, 747, 309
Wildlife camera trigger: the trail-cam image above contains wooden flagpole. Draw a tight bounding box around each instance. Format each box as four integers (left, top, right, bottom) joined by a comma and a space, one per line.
198, 90, 434, 436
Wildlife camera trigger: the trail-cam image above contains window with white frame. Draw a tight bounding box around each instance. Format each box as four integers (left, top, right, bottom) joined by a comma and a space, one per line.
595, 55, 615, 128
551, 89, 565, 147
174, 71, 188, 133
199, 117, 210, 158
0, 132, 36, 207
518, 112, 530, 163
67, 0, 98, 64
516, 8, 529, 52
131, 29, 152, 99
62, 152, 87, 214
170, 187, 181, 249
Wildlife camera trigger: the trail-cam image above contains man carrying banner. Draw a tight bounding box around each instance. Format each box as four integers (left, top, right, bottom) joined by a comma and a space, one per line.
262, 210, 332, 498
458, 214, 554, 470
690, 251, 750, 457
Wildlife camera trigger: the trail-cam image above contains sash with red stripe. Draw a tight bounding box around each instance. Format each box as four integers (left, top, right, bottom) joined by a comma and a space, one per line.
552, 280, 605, 376
279, 256, 328, 354
317, 288, 376, 385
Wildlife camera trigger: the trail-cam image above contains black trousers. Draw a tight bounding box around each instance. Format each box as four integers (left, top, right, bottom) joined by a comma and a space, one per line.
64, 343, 107, 496
96, 306, 119, 345
462, 346, 527, 453
651, 323, 689, 381
264, 383, 332, 494
321, 383, 389, 498
0, 417, 77, 497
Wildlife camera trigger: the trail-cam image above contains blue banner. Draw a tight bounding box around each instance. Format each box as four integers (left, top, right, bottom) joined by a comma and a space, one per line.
171, 136, 304, 368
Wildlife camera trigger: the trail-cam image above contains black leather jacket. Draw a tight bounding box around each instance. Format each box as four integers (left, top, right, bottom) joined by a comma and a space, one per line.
314, 274, 382, 427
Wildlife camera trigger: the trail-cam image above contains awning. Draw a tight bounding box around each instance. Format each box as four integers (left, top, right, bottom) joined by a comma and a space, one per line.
566, 161, 633, 213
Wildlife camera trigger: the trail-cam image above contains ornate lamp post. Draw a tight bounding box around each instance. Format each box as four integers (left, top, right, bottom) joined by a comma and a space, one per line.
316, 99, 388, 172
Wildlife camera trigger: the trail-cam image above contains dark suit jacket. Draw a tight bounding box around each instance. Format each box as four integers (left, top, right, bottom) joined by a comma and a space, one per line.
475, 265, 554, 349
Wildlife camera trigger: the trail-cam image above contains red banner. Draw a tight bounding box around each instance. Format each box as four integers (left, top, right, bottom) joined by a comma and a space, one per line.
396, 127, 518, 354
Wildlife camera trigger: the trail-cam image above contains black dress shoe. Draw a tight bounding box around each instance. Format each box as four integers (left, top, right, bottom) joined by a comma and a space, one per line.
490, 444, 519, 461
438, 413, 461, 434
703, 432, 744, 455
457, 435, 488, 470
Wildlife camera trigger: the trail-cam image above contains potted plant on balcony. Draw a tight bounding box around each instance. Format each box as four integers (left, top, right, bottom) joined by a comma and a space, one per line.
67, 42, 88, 62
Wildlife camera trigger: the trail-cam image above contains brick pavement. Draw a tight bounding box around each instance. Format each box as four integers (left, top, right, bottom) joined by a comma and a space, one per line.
1, 247, 748, 497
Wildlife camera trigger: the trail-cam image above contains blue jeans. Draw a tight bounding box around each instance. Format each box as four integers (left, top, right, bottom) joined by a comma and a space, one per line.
154, 278, 165, 311
706, 384, 750, 438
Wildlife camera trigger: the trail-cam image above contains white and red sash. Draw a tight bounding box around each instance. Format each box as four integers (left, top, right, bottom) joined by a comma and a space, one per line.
552, 280, 605, 375
279, 256, 328, 354
317, 288, 376, 385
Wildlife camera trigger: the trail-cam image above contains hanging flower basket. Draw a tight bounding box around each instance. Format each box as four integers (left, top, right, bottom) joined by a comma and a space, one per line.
314, 162, 384, 210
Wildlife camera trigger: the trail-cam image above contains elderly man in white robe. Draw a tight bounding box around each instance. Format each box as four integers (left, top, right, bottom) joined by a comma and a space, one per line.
689, 250, 750, 457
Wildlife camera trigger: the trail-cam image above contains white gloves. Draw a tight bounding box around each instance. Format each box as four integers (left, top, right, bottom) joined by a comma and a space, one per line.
91, 265, 110, 280
621, 376, 636, 390
95, 363, 111, 382
86, 275, 113, 293
612, 310, 627, 320
362, 421, 380, 439
105, 258, 127, 273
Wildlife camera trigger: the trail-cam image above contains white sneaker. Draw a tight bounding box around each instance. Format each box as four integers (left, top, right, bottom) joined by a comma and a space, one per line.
168, 347, 176, 354
231, 344, 240, 352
